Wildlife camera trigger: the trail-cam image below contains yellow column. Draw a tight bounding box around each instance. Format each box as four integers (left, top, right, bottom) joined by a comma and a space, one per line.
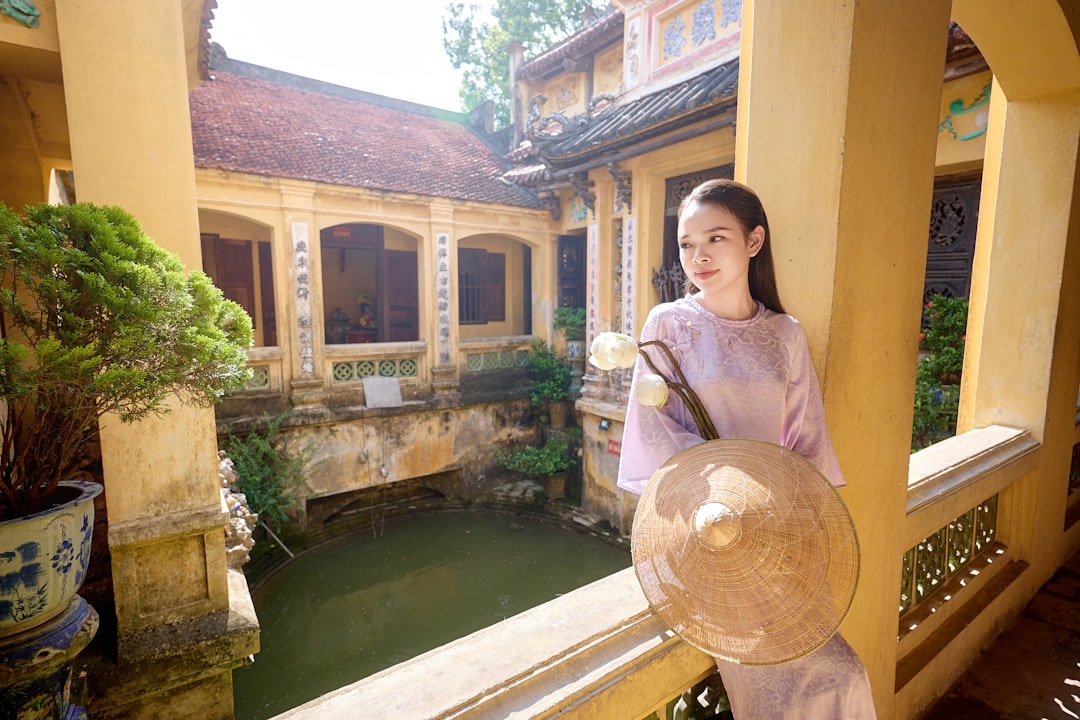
279, 183, 328, 407
959, 82, 1080, 439
951, 0, 1080, 594
429, 201, 461, 393
54, 0, 231, 640
54, 3, 258, 716
737, 2, 951, 716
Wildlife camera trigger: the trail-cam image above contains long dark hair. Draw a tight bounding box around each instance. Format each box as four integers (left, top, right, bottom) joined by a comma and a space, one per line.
678, 178, 786, 314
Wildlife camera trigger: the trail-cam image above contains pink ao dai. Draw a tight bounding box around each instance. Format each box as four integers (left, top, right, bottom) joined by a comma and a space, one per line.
618, 296, 877, 720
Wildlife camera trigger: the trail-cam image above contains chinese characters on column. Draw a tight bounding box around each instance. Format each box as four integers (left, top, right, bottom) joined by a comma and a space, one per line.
292, 221, 315, 377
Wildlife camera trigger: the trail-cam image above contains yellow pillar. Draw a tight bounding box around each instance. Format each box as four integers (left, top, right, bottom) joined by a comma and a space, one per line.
737, 2, 951, 716
54, 1, 255, 716
951, 0, 1080, 593
959, 82, 1080, 439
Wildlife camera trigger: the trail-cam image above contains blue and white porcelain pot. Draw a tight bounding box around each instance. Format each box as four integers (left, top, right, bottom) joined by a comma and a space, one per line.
0, 480, 102, 638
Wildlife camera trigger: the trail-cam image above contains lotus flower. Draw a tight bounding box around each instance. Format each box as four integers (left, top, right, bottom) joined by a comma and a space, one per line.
635, 373, 669, 408
589, 332, 639, 370
588, 330, 719, 440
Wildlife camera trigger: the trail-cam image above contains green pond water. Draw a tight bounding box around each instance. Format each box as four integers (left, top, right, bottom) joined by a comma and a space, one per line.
233, 510, 631, 719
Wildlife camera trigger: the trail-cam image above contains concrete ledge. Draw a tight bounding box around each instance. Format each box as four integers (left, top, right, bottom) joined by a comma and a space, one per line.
905, 425, 1039, 546
272, 567, 714, 719
83, 569, 259, 720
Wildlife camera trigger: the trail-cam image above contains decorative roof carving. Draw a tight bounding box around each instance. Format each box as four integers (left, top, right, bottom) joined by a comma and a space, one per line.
608, 162, 631, 214
507, 57, 739, 183
518, 9, 625, 81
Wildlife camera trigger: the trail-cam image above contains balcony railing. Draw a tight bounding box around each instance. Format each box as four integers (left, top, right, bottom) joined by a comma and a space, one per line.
265, 425, 1041, 720
460, 335, 534, 373
325, 341, 427, 385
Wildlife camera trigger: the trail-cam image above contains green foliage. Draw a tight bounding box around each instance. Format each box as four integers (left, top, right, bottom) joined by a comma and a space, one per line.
0, 202, 253, 518
222, 412, 316, 532
553, 306, 586, 340
527, 340, 572, 406
912, 294, 969, 452
442, 0, 605, 126
495, 436, 571, 476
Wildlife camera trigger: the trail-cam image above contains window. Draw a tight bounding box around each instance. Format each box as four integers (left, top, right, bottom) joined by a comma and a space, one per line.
458, 248, 505, 324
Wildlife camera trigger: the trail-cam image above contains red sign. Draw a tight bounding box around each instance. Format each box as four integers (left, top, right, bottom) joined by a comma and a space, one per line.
607, 439, 622, 455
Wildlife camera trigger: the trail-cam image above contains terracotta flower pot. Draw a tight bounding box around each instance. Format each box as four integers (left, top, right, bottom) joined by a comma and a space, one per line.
544, 472, 567, 500
0, 480, 102, 638
549, 400, 569, 429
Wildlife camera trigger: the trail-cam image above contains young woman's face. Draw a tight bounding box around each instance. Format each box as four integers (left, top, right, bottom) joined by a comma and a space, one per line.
677, 200, 764, 301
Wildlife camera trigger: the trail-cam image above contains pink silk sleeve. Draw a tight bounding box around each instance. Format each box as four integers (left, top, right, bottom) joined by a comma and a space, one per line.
781, 322, 846, 488
617, 310, 706, 495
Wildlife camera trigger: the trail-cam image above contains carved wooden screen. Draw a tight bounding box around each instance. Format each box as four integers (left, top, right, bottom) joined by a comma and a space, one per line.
923, 176, 981, 302
656, 164, 734, 303
557, 234, 585, 309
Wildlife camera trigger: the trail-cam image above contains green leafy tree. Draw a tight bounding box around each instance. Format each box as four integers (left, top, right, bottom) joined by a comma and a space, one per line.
442, 0, 604, 127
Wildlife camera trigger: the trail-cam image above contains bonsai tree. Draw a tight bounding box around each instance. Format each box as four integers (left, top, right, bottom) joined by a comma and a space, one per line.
553, 306, 586, 341
0, 202, 254, 520
527, 340, 573, 408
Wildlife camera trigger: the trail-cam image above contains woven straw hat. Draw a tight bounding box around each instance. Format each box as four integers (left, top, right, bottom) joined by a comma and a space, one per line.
631, 439, 859, 665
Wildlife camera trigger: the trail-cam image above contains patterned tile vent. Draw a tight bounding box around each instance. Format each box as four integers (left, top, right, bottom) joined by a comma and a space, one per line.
899, 493, 998, 616
332, 358, 419, 384
465, 349, 531, 372
245, 364, 271, 390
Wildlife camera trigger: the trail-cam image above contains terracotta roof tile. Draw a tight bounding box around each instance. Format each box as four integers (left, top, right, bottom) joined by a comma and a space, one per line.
189, 67, 543, 209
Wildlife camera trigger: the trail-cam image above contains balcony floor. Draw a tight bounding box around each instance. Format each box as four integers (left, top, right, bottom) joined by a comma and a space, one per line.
923, 550, 1080, 719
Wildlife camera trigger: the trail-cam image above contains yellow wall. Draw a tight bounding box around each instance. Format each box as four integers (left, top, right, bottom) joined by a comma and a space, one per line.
195, 169, 556, 397
936, 70, 992, 172
594, 42, 623, 97
538, 72, 588, 118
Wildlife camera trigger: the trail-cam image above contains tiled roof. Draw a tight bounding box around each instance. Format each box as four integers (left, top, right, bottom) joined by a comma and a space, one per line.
189, 58, 543, 209
518, 8, 625, 80
516, 57, 739, 173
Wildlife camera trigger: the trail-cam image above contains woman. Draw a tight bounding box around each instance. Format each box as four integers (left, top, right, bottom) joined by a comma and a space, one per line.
618, 179, 876, 720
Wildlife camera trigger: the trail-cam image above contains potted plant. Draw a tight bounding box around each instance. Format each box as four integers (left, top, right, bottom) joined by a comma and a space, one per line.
495, 436, 572, 500
553, 306, 586, 345
0, 202, 253, 638
527, 340, 573, 428
554, 306, 587, 395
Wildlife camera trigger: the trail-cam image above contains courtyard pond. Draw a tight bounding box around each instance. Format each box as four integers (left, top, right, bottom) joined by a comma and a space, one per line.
233, 509, 631, 719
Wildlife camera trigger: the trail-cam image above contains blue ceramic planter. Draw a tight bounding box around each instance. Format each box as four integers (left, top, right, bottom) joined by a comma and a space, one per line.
0, 480, 102, 638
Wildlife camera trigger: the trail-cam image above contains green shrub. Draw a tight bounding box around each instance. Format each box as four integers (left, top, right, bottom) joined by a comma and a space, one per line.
553, 306, 586, 341
222, 412, 317, 531
495, 437, 572, 476
528, 340, 573, 407
912, 294, 968, 452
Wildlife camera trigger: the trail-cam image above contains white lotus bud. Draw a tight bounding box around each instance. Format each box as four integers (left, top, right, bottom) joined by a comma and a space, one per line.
589, 352, 616, 370
589, 332, 639, 370
635, 373, 669, 408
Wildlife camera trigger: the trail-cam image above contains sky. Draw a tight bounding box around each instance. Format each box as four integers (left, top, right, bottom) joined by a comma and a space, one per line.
209, 0, 495, 112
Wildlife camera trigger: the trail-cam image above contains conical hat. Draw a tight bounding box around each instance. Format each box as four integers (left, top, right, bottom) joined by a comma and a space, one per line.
631, 439, 859, 665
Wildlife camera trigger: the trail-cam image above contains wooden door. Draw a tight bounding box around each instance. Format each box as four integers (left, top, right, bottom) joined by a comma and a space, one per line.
381, 250, 419, 342
211, 238, 256, 326
258, 241, 277, 346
